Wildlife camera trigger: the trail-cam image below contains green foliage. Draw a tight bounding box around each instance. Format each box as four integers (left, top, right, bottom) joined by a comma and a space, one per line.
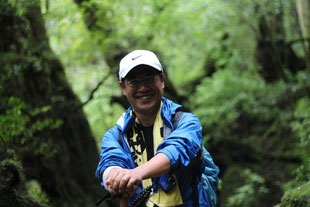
43, 0, 310, 205
0, 97, 61, 159
192, 67, 304, 155
292, 94, 310, 149
226, 169, 269, 207
193, 68, 281, 141
192, 67, 307, 204
291, 95, 310, 181
45, 0, 125, 142
0, 97, 29, 143
221, 166, 269, 207
0, 97, 58, 206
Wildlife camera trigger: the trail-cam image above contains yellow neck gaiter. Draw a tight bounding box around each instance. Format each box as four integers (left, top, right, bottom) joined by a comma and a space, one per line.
128, 102, 183, 207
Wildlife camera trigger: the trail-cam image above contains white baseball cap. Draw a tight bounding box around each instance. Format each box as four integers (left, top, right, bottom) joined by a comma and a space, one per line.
119, 50, 163, 80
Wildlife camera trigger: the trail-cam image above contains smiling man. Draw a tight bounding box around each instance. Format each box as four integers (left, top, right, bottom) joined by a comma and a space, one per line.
120, 66, 164, 126
95, 50, 218, 207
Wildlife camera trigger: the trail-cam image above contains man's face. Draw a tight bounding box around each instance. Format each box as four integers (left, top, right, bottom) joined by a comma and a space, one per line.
120, 66, 164, 117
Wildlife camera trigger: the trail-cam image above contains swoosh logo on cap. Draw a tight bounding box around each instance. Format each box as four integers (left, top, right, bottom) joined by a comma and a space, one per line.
132, 55, 143, 61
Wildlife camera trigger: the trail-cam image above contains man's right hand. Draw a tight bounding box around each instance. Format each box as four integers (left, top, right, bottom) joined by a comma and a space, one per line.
106, 167, 140, 197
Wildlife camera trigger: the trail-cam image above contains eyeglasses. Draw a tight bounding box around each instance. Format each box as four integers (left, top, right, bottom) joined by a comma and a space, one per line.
126, 75, 160, 88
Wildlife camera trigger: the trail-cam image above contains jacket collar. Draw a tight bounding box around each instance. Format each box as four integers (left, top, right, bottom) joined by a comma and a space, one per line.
116, 97, 182, 134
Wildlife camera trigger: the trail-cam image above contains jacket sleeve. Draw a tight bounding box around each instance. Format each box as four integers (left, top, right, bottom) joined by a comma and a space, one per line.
156, 112, 202, 170
95, 126, 133, 183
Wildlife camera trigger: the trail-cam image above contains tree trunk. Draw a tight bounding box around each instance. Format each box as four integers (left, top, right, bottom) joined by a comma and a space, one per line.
0, 1, 101, 206
255, 3, 306, 82
296, 0, 310, 69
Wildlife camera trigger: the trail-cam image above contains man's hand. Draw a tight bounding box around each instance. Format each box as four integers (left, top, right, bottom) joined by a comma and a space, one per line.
106, 168, 141, 197
106, 153, 170, 197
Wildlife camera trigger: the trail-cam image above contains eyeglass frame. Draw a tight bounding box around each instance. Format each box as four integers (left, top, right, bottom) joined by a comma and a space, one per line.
124, 74, 162, 88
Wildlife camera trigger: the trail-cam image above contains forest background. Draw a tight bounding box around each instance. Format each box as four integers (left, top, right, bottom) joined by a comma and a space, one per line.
1, 0, 310, 206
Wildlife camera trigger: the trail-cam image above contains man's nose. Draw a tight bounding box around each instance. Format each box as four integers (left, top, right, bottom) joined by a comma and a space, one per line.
137, 81, 149, 90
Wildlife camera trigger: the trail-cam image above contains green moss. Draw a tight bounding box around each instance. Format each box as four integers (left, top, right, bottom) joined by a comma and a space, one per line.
281, 182, 310, 207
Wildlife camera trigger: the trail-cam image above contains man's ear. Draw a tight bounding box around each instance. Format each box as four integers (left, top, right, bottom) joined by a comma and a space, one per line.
119, 81, 127, 96
161, 73, 165, 89
119, 81, 124, 89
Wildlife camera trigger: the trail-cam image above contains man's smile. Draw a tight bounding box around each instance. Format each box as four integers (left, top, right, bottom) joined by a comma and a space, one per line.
136, 94, 153, 100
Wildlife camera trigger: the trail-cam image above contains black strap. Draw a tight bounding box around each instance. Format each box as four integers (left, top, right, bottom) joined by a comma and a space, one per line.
192, 173, 199, 207
173, 111, 200, 207
192, 149, 202, 207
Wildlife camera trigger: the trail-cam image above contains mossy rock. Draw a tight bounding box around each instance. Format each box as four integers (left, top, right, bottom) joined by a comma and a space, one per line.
281, 182, 310, 207
0, 160, 42, 207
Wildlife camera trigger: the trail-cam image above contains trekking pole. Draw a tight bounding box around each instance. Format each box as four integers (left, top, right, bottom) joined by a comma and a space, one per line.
95, 192, 114, 206
120, 197, 128, 207
95, 186, 152, 207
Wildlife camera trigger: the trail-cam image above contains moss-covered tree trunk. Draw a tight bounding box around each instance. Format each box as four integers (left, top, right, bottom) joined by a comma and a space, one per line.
0, 0, 101, 206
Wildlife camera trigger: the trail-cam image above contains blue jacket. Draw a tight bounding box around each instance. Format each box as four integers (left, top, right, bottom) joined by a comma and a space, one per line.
96, 97, 213, 206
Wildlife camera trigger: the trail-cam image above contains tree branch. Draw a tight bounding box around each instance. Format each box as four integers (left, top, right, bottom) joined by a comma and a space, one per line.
71, 78, 106, 113
81, 80, 104, 107
287, 37, 310, 45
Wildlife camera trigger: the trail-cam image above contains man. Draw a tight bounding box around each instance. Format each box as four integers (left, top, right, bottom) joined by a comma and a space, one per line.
96, 50, 217, 207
